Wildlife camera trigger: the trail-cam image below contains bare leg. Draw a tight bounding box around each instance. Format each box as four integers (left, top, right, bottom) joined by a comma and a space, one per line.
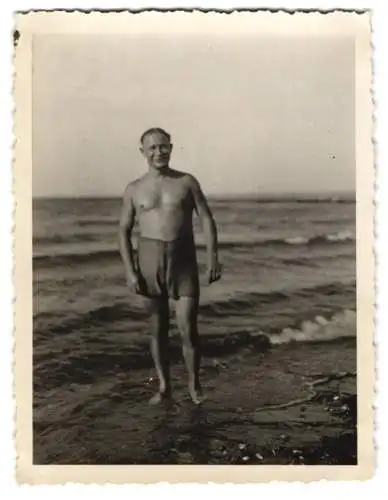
143, 296, 171, 404
175, 296, 204, 404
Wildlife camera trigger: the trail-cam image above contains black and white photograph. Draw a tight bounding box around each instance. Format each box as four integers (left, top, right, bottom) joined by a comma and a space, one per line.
14, 10, 374, 483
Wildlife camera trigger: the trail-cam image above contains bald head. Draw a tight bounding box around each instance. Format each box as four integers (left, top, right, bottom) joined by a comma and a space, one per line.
140, 127, 171, 145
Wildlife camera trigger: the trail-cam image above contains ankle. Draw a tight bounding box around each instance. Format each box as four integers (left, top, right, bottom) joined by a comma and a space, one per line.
189, 382, 201, 393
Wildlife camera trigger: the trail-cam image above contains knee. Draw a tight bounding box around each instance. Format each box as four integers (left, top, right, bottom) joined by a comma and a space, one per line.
149, 312, 169, 338
177, 316, 189, 336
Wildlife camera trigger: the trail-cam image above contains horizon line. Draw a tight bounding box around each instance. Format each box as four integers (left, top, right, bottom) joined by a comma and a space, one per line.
33, 190, 356, 200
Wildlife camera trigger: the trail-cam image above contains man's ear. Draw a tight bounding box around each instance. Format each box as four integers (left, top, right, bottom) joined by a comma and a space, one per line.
139, 146, 144, 155
170, 143, 174, 152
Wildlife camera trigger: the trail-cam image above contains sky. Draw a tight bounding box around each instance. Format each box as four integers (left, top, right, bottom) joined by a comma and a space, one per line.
32, 34, 355, 197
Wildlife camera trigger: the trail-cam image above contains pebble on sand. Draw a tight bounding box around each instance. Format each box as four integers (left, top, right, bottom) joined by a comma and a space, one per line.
242, 456, 250, 462
255, 453, 264, 460
212, 359, 227, 369
239, 443, 247, 450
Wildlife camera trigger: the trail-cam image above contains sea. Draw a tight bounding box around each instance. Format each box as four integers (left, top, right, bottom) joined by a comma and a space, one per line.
33, 195, 356, 394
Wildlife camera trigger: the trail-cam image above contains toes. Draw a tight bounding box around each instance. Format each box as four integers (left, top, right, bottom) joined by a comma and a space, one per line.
190, 391, 206, 405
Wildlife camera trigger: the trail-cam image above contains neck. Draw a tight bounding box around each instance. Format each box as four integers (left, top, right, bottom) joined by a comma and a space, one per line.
148, 165, 170, 177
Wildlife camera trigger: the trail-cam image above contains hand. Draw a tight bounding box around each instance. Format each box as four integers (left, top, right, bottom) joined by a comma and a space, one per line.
126, 272, 141, 294
207, 257, 222, 284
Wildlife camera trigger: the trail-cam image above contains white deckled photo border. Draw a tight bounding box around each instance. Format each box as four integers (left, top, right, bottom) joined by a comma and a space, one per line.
12, 9, 374, 485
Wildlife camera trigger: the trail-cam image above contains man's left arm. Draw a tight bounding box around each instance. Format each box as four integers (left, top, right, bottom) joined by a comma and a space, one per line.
188, 175, 222, 284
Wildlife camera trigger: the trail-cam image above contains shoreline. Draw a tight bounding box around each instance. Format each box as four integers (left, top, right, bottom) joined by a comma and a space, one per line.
33, 337, 356, 465
33, 308, 356, 395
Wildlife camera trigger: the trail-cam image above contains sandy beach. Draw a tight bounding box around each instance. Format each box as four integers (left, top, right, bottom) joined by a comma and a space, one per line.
33, 334, 356, 465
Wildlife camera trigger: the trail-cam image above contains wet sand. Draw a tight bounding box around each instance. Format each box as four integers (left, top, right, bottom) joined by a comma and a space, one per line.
33, 337, 356, 465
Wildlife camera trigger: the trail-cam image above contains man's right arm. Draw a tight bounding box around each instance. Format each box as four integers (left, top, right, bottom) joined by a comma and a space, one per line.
118, 184, 138, 287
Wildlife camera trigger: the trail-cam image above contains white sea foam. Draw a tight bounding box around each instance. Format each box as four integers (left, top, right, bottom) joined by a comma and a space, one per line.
325, 230, 355, 242
284, 236, 310, 245
269, 309, 356, 345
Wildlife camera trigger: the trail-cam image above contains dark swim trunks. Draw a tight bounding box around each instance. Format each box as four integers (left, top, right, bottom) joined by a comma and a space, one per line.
136, 236, 199, 300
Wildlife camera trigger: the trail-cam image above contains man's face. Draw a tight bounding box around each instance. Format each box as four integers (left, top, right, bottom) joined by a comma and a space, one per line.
140, 132, 173, 169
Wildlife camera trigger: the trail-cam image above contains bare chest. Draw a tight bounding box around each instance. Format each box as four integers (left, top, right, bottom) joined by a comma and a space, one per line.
135, 181, 190, 212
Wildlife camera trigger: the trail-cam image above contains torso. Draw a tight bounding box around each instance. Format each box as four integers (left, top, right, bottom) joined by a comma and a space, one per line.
132, 170, 194, 242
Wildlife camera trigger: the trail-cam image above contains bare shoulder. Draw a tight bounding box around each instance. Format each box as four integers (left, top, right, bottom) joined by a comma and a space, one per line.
186, 174, 203, 193
170, 169, 201, 190
122, 176, 145, 203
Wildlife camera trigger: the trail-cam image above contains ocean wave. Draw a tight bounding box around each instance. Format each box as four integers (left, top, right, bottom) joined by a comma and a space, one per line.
34, 281, 355, 339
268, 309, 356, 345
77, 218, 119, 227
312, 218, 355, 225
33, 233, 105, 245
209, 196, 355, 204
284, 230, 354, 245
34, 309, 356, 388
210, 308, 356, 351
33, 230, 355, 266
34, 248, 119, 266
325, 231, 355, 242
278, 252, 355, 267
199, 282, 355, 318
34, 302, 146, 336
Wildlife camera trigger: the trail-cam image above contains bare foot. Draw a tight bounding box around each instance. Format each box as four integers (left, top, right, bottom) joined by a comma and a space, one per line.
148, 391, 171, 405
189, 388, 206, 405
